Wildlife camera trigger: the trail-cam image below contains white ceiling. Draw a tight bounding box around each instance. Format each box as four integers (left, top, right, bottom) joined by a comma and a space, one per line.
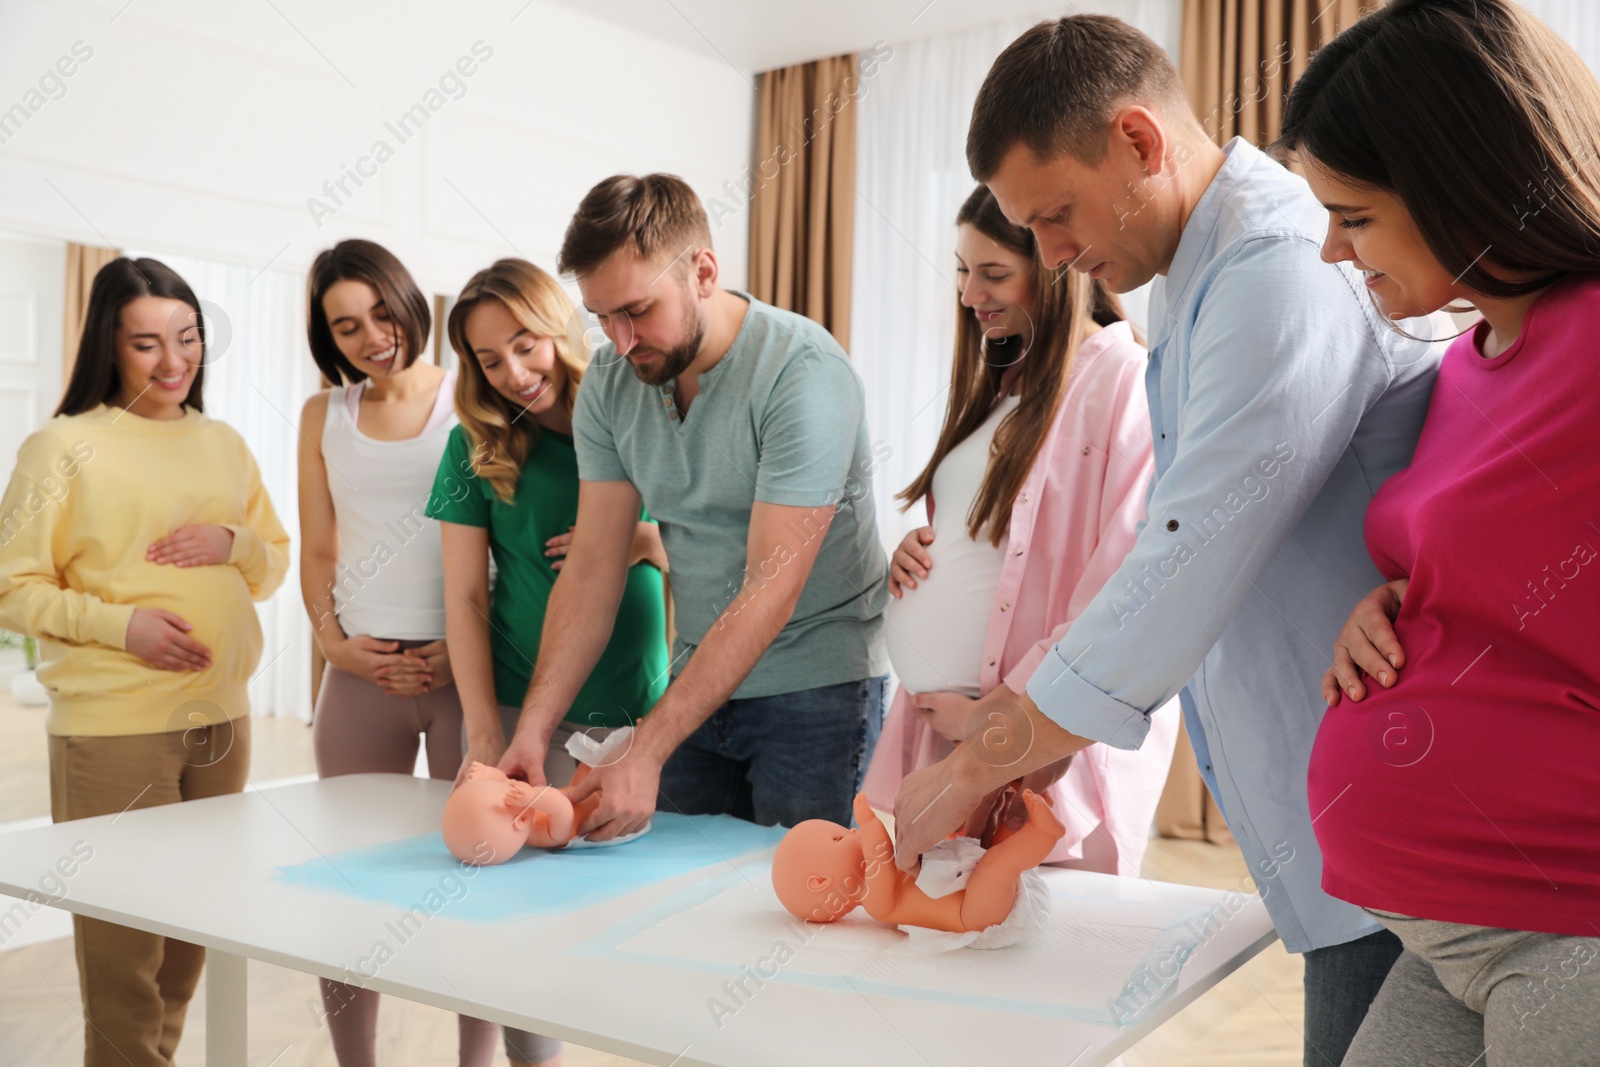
543, 0, 1086, 76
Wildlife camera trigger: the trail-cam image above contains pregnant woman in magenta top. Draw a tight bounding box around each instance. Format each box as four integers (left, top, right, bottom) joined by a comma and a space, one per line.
1280, 1, 1600, 1061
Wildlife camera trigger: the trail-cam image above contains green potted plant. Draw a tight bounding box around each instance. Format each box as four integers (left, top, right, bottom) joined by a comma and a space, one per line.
0, 630, 46, 705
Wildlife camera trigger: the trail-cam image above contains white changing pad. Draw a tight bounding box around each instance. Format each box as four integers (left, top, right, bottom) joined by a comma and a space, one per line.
571, 863, 1220, 1025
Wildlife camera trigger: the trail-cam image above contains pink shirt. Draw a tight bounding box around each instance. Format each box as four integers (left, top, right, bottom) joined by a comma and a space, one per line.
1309, 274, 1600, 935
863, 322, 1180, 873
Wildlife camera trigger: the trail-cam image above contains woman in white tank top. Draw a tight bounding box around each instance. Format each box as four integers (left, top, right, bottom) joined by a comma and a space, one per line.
297, 240, 501, 1067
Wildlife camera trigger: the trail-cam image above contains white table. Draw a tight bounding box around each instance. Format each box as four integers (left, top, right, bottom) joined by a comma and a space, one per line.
0, 775, 1277, 1066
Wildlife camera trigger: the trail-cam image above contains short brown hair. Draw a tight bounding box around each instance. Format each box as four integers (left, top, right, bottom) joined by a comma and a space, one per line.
306, 239, 431, 384
967, 15, 1186, 180
557, 173, 713, 278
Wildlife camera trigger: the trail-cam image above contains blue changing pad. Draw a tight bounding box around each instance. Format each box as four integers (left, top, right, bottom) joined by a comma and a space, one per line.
273, 813, 786, 923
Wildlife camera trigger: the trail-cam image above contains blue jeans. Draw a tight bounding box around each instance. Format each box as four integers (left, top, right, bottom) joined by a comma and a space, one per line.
1302, 927, 1404, 1066
656, 674, 889, 828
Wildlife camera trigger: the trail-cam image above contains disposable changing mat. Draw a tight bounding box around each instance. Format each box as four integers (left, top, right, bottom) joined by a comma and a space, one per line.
273, 813, 787, 922
572, 864, 1221, 1025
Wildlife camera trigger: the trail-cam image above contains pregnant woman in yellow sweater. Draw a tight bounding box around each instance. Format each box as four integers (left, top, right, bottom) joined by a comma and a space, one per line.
0, 257, 289, 1067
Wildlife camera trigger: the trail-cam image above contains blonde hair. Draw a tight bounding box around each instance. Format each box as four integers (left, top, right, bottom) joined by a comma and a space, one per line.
447, 259, 589, 503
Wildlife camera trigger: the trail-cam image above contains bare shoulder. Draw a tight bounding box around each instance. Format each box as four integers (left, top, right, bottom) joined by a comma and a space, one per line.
300, 388, 333, 430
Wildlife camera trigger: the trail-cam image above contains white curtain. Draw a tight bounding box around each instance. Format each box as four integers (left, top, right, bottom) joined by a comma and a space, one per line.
1518, 1, 1600, 71
125, 247, 318, 722
849, 2, 1180, 554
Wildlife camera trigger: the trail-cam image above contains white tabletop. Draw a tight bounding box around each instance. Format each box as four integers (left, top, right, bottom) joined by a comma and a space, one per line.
0, 774, 1277, 1066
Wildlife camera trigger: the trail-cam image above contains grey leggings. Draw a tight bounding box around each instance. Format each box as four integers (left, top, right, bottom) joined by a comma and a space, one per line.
313, 641, 500, 1067
1342, 909, 1600, 1066
465, 704, 611, 1065
313, 641, 469, 781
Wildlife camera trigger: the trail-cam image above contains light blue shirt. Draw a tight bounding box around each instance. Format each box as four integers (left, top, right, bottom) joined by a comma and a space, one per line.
1025, 139, 1441, 952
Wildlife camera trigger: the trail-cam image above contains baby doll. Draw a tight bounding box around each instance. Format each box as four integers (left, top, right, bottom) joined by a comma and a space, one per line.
441, 726, 648, 865
771, 791, 1065, 950
438, 764, 601, 863
441, 761, 601, 864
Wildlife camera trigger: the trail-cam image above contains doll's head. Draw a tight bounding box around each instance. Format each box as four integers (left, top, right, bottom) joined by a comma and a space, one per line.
771, 819, 869, 923
442, 776, 526, 865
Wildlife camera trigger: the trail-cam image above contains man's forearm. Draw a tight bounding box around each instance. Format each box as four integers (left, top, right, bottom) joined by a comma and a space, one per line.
632, 576, 799, 762
518, 560, 628, 739
954, 687, 1096, 795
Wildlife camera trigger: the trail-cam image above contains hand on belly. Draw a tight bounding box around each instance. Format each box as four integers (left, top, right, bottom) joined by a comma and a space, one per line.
125, 606, 212, 672
889, 525, 937, 598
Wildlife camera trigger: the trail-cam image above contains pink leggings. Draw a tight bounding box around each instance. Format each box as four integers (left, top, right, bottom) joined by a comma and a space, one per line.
312, 642, 500, 1067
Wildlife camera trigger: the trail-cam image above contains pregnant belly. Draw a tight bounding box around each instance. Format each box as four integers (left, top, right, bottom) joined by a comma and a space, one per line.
885, 538, 1003, 697
112, 566, 262, 683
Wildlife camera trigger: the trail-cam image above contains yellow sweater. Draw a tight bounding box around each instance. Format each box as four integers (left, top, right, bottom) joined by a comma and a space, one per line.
0, 405, 290, 736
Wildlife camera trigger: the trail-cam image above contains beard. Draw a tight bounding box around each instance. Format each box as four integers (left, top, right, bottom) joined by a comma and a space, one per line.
628, 301, 706, 387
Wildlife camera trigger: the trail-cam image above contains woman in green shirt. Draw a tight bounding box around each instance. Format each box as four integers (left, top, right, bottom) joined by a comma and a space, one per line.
425, 258, 668, 1067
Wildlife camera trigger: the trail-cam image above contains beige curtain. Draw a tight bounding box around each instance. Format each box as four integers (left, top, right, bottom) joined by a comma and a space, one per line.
749, 53, 858, 351
62, 242, 121, 386
1180, 0, 1381, 147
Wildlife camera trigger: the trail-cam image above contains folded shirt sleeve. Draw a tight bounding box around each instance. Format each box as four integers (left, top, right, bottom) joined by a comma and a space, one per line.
1027, 236, 1398, 748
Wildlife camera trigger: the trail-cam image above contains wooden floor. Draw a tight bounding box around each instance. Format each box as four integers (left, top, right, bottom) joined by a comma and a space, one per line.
0, 700, 1305, 1066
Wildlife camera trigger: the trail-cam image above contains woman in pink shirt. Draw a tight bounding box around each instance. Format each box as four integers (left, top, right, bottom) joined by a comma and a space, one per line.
862, 185, 1178, 875
1278, 1, 1600, 1062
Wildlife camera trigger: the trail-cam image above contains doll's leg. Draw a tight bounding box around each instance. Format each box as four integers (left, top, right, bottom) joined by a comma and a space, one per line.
959, 791, 1065, 931
506, 782, 576, 846
463, 760, 509, 783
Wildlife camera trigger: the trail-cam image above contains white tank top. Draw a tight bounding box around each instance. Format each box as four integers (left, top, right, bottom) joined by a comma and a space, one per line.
885, 395, 1018, 697
320, 370, 458, 640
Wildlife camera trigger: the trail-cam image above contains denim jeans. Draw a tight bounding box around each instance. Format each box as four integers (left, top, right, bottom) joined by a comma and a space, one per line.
657, 674, 889, 828
1302, 926, 1404, 1066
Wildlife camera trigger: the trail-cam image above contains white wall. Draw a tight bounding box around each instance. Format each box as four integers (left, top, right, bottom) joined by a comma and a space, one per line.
0, 233, 65, 475
0, 0, 754, 305
0, 0, 754, 720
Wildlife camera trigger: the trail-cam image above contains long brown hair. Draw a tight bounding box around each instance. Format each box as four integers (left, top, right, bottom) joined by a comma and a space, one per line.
899, 186, 1125, 546
58, 258, 208, 416
446, 259, 588, 503
1275, 0, 1600, 299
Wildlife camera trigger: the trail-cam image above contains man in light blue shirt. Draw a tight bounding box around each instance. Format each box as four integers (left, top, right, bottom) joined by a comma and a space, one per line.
891, 17, 1439, 1065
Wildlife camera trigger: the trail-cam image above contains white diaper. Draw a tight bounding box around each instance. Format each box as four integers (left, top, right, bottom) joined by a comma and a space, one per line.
565, 725, 635, 768
561, 726, 650, 847
897, 836, 1051, 954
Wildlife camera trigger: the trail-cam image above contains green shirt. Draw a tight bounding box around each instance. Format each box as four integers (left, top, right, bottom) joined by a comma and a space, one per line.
572, 293, 888, 699
425, 424, 667, 728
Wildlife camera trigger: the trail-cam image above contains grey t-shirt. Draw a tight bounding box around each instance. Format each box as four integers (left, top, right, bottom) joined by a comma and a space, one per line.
572, 292, 889, 699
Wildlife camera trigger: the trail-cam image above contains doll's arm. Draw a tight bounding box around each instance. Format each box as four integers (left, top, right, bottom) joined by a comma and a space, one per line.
853, 794, 905, 920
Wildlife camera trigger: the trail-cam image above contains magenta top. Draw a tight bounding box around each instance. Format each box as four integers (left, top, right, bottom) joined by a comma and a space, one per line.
1309, 273, 1600, 935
